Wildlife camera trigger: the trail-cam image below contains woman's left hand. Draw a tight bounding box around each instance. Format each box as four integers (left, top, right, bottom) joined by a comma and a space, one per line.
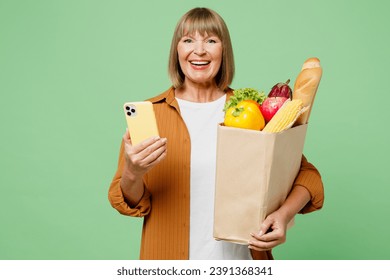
248, 210, 289, 251
248, 185, 311, 251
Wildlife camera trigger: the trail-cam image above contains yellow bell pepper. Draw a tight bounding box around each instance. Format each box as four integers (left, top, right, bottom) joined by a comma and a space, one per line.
224, 100, 265, 130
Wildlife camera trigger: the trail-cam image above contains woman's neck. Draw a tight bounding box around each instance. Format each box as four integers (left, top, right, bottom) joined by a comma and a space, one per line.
175, 82, 225, 103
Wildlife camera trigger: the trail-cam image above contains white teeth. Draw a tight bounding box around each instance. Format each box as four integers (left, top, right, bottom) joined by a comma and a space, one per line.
191, 61, 210, 65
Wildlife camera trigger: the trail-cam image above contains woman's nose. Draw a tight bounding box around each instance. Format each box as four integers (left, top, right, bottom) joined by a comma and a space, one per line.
193, 41, 206, 55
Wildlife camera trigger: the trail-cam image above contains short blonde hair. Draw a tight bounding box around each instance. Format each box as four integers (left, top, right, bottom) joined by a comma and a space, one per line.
168, 7, 235, 91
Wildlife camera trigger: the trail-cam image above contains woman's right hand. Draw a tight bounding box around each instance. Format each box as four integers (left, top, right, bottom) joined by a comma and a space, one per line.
122, 129, 167, 179
120, 130, 167, 206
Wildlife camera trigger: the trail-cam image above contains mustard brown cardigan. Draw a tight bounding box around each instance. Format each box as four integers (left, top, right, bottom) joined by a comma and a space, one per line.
108, 87, 324, 260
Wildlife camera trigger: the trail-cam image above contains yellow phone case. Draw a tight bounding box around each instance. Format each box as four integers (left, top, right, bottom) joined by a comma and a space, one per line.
123, 101, 159, 145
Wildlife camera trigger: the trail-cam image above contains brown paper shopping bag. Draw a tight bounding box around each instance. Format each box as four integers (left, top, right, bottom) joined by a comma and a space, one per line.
213, 123, 308, 244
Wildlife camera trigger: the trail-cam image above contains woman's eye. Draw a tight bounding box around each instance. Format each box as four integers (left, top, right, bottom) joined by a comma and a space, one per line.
207, 39, 217, 44
183, 38, 193, 43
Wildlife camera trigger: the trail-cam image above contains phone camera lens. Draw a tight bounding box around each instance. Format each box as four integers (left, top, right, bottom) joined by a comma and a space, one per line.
127, 112, 132, 116
125, 106, 130, 111
131, 109, 136, 113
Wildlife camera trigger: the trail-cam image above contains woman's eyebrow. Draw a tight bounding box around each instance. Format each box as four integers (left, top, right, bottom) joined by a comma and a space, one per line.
182, 32, 218, 39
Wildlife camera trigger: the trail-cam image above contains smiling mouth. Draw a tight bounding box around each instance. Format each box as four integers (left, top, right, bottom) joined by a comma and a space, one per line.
190, 61, 210, 66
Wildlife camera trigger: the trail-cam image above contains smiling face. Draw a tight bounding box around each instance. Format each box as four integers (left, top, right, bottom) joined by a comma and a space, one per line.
168, 8, 234, 90
177, 31, 223, 87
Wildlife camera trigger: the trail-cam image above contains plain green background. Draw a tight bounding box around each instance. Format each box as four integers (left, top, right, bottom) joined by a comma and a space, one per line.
1, 0, 389, 260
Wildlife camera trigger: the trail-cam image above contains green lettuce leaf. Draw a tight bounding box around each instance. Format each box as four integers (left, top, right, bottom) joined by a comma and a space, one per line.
224, 88, 266, 111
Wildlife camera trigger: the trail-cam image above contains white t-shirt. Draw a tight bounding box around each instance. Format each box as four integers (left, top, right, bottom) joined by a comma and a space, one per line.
176, 95, 252, 260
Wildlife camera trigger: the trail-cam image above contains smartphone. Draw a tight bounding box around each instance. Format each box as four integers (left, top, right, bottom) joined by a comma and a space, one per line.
123, 101, 159, 145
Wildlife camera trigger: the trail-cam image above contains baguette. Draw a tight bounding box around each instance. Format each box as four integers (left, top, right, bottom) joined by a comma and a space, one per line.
292, 57, 322, 125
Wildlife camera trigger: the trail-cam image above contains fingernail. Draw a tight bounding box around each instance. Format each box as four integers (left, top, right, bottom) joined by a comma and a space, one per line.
258, 230, 263, 236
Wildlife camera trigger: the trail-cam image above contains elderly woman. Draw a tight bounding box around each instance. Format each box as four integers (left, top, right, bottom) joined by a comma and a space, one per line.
108, 7, 324, 260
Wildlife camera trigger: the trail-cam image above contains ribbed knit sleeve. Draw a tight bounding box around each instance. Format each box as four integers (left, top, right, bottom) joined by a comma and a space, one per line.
294, 155, 324, 214
108, 140, 151, 217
